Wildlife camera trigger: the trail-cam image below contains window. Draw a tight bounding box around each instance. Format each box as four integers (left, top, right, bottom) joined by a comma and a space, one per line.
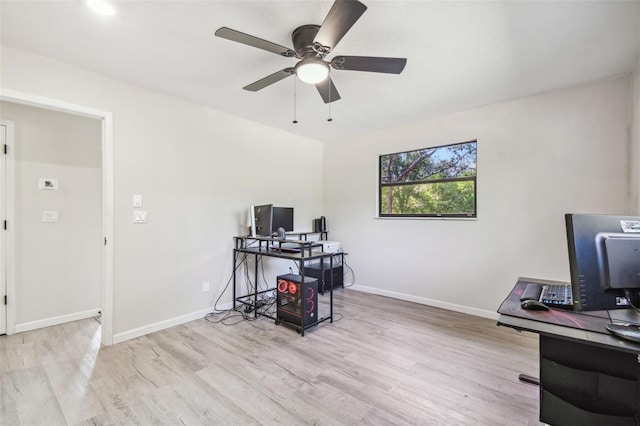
379, 140, 477, 218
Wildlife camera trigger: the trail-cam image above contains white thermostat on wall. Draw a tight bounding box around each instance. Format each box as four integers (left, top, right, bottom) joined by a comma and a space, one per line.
39, 178, 59, 190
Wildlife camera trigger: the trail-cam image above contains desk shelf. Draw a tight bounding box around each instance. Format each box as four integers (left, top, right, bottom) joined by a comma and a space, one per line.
285, 230, 328, 241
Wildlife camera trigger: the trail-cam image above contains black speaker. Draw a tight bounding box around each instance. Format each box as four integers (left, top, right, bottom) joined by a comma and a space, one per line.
312, 216, 327, 232
276, 274, 318, 327
304, 260, 343, 294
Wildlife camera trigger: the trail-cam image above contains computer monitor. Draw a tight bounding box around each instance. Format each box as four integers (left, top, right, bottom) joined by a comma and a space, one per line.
596, 232, 640, 290
565, 213, 640, 311
272, 207, 294, 233
253, 204, 273, 237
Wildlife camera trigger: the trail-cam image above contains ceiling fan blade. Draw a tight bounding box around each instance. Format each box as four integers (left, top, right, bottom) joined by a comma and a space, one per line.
313, 0, 367, 52
215, 27, 296, 57
243, 69, 294, 92
331, 56, 407, 74
315, 77, 341, 104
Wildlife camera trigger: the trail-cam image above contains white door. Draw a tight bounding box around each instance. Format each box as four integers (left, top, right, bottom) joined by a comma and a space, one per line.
0, 123, 7, 335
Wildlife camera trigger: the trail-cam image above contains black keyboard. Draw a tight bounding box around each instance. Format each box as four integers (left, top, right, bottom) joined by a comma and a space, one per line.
540, 284, 573, 308
520, 282, 573, 309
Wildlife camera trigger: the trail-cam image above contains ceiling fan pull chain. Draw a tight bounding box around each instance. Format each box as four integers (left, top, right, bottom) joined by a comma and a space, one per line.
293, 77, 298, 124
327, 83, 333, 122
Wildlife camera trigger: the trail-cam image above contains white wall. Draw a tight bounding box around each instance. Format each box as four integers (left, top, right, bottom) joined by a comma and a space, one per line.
631, 62, 640, 214
0, 46, 323, 341
0, 101, 102, 327
324, 76, 632, 317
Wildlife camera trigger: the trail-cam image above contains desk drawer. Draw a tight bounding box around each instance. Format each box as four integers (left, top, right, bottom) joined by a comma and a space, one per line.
541, 358, 638, 416
541, 389, 638, 426
540, 335, 639, 379
539, 335, 640, 424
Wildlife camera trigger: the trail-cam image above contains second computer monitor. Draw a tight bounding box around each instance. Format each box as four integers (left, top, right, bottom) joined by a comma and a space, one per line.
272, 207, 294, 233
252, 205, 294, 237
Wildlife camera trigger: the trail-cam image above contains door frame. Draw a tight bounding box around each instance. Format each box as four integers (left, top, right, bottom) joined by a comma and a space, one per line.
0, 88, 114, 345
0, 120, 13, 336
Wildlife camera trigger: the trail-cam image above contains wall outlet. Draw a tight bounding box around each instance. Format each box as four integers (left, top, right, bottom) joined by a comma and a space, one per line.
43, 211, 59, 222
202, 281, 210, 292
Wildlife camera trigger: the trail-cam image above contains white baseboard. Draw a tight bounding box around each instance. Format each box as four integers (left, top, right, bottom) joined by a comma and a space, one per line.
15, 308, 101, 333
348, 284, 498, 320
113, 305, 231, 345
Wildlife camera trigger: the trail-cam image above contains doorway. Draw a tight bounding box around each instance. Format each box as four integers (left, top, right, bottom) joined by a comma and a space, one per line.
0, 90, 113, 345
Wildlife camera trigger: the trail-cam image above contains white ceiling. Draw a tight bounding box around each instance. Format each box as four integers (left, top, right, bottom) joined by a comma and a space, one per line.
1, 1, 639, 142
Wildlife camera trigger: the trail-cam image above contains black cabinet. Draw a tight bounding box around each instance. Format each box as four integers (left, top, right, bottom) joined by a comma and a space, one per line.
303, 260, 343, 294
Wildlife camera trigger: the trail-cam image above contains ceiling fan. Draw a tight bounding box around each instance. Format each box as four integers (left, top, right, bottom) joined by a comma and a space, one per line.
215, 0, 407, 104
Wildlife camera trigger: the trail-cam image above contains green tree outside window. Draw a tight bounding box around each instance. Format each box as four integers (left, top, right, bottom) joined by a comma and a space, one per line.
379, 141, 477, 217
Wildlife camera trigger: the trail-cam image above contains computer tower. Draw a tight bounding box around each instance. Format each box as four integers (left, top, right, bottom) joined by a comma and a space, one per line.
304, 260, 343, 294
276, 274, 318, 327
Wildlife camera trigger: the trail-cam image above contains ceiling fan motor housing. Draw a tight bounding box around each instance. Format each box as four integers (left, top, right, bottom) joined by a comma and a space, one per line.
292, 25, 323, 58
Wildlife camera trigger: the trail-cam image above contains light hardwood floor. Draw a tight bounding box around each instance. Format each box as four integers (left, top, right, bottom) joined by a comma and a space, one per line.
0, 290, 544, 425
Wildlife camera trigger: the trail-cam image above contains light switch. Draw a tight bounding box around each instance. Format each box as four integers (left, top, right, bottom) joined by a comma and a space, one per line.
133, 194, 142, 207
133, 211, 148, 224
43, 211, 59, 222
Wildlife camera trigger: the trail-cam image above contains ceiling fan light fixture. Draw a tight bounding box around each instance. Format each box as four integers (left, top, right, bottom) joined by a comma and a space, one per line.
295, 59, 330, 85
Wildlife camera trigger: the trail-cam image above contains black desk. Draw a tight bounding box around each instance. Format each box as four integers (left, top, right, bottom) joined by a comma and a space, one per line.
498, 277, 640, 426
232, 236, 344, 335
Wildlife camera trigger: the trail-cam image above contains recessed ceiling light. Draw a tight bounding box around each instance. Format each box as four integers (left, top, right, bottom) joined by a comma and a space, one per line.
86, 0, 116, 16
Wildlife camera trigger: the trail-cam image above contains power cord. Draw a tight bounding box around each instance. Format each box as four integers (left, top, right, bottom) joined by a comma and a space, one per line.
624, 289, 640, 314
209, 252, 248, 314
342, 253, 355, 288
206, 251, 279, 327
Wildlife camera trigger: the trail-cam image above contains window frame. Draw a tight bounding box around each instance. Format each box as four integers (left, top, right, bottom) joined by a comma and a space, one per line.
378, 140, 477, 219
